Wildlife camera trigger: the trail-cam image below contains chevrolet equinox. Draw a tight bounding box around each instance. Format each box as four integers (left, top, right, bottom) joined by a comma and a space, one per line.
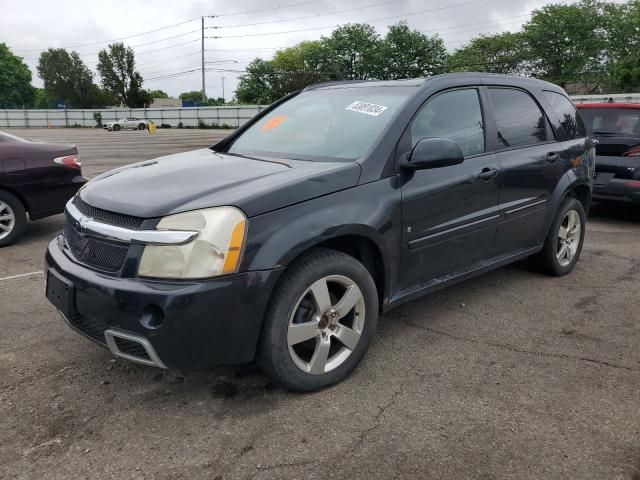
45, 74, 595, 391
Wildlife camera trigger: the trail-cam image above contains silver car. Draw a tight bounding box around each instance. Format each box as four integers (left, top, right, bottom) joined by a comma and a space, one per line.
104, 117, 149, 131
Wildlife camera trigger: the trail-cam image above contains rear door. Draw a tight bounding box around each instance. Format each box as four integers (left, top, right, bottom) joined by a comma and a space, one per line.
487, 87, 564, 255
398, 87, 501, 293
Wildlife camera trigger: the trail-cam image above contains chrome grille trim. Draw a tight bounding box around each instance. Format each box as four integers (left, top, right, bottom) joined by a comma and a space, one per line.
66, 199, 198, 246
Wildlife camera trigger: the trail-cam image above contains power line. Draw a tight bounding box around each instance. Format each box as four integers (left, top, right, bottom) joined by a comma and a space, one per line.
212, 0, 327, 18
209, 0, 407, 29
13, 18, 200, 53
209, 0, 487, 39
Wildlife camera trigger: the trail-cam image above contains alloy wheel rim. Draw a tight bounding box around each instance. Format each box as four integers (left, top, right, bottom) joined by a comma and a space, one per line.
0, 201, 16, 240
287, 274, 366, 375
557, 209, 581, 267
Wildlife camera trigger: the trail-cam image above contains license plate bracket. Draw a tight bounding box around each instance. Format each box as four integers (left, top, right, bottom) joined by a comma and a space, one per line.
46, 269, 76, 318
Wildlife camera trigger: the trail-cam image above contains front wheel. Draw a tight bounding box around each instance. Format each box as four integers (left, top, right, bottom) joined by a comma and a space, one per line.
257, 249, 379, 392
112, 124, 121, 132
530, 197, 586, 276
138, 123, 146, 130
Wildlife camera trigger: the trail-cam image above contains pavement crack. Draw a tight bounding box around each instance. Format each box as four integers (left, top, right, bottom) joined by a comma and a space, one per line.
403, 320, 638, 373
344, 371, 409, 456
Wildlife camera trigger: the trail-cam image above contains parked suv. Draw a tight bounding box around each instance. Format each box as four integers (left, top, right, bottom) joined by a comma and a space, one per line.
46, 74, 594, 391
576, 103, 640, 205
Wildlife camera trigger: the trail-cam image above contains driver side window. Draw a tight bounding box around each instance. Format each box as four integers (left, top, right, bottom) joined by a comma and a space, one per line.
411, 88, 485, 157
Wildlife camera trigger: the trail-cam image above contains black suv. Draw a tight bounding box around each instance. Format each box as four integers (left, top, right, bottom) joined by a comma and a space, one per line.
45, 74, 595, 391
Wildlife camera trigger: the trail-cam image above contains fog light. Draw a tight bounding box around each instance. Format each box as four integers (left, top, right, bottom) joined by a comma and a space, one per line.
139, 305, 164, 330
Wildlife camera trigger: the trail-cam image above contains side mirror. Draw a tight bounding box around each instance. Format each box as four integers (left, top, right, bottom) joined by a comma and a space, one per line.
401, 137, 465, 170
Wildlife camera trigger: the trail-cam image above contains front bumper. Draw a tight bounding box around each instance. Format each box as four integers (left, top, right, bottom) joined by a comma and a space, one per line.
46, 236, 283, 369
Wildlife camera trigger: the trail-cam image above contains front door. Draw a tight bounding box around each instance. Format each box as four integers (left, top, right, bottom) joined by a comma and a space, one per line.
398, 88, 501, 295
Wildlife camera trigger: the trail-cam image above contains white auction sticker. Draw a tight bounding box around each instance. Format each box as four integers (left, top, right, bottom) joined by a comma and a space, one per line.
345, 101, 389, 117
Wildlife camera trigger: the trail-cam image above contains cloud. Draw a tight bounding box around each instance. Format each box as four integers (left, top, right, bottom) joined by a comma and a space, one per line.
2, 0, 554, 99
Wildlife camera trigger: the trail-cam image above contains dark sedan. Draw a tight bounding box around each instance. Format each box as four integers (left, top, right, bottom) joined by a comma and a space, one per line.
0, 131, 87, 246
576, 103, 640, 205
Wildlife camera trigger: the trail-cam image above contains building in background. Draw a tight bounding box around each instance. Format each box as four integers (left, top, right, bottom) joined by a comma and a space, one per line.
149, 97, 181, 108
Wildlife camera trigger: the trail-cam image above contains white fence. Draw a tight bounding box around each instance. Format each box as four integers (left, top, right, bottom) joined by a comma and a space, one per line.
2, 93, 639, 128
0, 106, 267, 129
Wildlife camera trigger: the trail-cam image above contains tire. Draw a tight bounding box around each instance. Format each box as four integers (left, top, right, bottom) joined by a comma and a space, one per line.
257, 248, 379, 392
0, 190, 27, 247
530, 197, 586, 276
138, 123, 146, 130
112, 124, 121, 132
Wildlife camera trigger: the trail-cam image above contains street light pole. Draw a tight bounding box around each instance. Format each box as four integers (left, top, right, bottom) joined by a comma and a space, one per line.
222, 77, 226, 102
201, 16, 206, 103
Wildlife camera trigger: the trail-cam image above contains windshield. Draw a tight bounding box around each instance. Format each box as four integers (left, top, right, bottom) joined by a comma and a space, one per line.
228, 86, 416, 161
578, 107, 640, 136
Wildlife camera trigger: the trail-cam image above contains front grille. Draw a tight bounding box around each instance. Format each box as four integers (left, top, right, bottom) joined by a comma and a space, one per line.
68, 315, 108, 346
113, 337, 151, 361
64, 216, 130, 272
73, 196, 144, 230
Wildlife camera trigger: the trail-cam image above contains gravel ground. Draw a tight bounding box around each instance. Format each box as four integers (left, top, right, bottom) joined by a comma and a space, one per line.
0, 128, 639, 480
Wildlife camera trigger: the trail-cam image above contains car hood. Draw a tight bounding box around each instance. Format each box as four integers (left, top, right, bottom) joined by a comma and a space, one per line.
79, 148, 362, 218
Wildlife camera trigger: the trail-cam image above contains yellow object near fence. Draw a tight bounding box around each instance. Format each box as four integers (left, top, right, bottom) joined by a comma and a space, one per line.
148, 122, 157, 134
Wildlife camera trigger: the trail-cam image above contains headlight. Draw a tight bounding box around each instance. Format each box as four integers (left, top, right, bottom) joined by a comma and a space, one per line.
137, 207, 247, 279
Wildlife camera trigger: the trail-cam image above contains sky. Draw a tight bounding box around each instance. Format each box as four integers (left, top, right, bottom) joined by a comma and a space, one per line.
1, 0, 567, 100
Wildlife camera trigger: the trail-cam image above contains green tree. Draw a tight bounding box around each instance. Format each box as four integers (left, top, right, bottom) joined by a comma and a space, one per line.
97, 42, 149, 107
147, 89, 169, 99
235, 59, 280, 104
522, 0, 608, 89
37, 48, 103, 108
446, 32, 528, 74
32, 88, 55, 109
611, 56, 640, 92
0, 43, 35, 108
377, 22, 447, 79
179, 90, 205, 103
321, 23, 381, 80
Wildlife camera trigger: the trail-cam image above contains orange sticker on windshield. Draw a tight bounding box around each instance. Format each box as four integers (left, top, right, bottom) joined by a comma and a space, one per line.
261, 115, 287, 131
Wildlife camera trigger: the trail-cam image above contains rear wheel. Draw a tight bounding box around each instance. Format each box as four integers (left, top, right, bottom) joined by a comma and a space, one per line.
0, 190, 27, 247
257, 249, 378, 392
138, 123, 146, 130
530, 197, 586, 276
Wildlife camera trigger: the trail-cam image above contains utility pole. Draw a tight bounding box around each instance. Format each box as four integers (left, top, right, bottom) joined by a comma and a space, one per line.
201, 16, 206, 103
222, 77, 226, 102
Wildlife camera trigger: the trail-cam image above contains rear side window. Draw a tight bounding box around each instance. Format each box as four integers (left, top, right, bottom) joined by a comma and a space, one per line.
488, 88, 549, 149
543, 91, 586, 139
411, 88, 485, 157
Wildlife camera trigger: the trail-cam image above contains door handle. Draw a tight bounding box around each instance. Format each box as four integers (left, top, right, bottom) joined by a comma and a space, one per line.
547, 152, 560, 162
477, 168, 498, 180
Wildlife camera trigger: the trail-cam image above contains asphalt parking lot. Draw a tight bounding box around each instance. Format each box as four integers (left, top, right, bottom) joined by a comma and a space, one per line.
1, 128, 639, 480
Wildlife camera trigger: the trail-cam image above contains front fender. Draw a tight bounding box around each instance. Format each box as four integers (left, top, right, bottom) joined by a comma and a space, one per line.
241, 178, 402, 301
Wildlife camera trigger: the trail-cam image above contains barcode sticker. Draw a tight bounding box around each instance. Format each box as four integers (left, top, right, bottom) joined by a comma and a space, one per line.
345, 101, 389, 117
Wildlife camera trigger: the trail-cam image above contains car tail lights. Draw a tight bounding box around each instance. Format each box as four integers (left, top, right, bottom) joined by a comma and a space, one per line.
53, 155, 81, 169
624, 180, 640, 188
623, 146, 640, 157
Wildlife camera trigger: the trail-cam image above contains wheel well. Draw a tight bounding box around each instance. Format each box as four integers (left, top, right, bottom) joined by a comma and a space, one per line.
314, 235, 386, 307
0, 186, 29, 214
568, 184, 592, 213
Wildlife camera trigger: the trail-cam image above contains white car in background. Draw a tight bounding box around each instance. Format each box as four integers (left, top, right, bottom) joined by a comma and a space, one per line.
104, 117, 150, 131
